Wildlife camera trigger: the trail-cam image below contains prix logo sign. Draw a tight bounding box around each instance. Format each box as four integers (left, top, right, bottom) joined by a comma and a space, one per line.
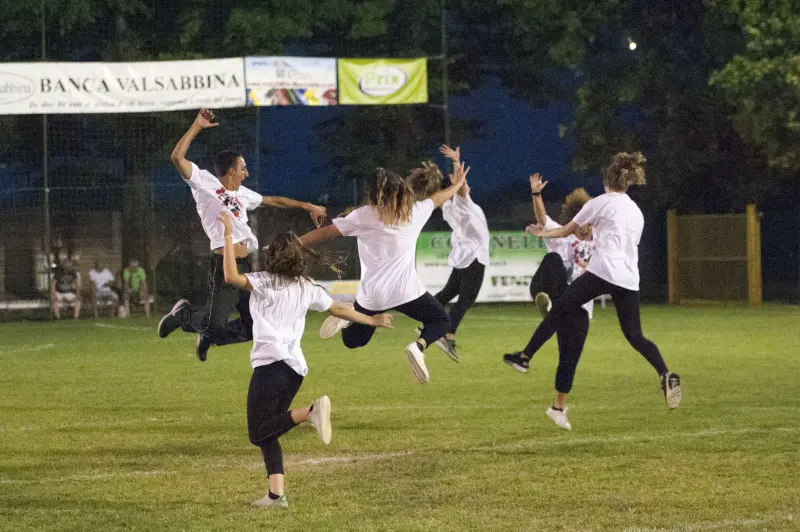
358, 66, 408, 97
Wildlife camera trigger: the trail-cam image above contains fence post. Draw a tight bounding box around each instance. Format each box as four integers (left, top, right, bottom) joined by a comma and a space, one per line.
667, 209, 679, 305
746, 204, 762, 307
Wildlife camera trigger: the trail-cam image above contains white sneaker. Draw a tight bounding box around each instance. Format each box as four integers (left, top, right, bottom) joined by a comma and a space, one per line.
535, 292, 552, 319
404, 342, 430, 384
546, 406, 572, 430
661, 372, 682, 410
307, 395, 332, 444
320, 315, 350, 339
252, 494, 288, 508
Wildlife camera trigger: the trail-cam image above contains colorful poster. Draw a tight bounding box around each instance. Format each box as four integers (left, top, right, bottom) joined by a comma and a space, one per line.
244, 57, 337, 106
338, 58, 428, 105
416, 231, 548, 302
0, 59, 245, 115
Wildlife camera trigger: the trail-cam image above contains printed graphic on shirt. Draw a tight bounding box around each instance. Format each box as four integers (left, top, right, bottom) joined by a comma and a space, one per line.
216, 187, 244, 219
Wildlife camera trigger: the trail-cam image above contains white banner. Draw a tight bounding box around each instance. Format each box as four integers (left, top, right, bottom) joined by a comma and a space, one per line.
0, 58, 245, 115
245, 57, 337, 106
416, 231, 547, 303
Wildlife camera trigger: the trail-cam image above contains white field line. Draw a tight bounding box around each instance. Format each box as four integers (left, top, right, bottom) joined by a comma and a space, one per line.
0, 343, 55, 355
624, 513, 796, 531
93, 323, 152, 331
2, 425, 797, 486
4, 407, 799, 433
0, 470, 171, 485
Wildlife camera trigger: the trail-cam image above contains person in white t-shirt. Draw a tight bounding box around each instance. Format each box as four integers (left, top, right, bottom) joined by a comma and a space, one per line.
88, 261, 118, 318
503, 173, 594, 430
299, 161, 469, 384
157, 108, 328, 362
406, 145, 490, 361
217, 211, 392, 509
513, 152, 682, 415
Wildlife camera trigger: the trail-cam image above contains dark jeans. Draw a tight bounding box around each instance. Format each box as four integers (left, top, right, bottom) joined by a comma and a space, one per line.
524, 271, 668, 376
342, 292, 450, 350
434, 259, 486, 334
247, 361, 304, 476
181, 255, 253, 346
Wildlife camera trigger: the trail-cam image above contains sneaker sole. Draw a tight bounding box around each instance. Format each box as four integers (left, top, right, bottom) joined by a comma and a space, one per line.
157, 299, 189, 338
314, 395, 332, 444
433, 338, 459, 363
405, 345, 430, 384
320, 317, 344, 339
503, 358, 529, 373
535, 293, 550, 319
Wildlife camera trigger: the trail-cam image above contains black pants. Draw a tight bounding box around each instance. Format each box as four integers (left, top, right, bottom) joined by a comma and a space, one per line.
524, 271, 668, 376
529, 252, 589, 393
529, 252, 569, 302
434, 259, 485, 334
342, 292, 450, 350
247, 361, 304, 476
181, 255, 253, 346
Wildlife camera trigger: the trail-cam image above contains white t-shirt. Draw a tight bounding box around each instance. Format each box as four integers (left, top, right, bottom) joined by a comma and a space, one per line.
245, 271, 333, 376
333, 198, 435, 311
89, 268, 115, 294
184, 162, 263, 254
572, 192, 644, 291
543, 216, 594, 318
442, 194, 490, 269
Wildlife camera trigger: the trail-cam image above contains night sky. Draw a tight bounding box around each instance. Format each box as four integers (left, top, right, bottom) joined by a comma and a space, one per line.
254, 77, 599, 203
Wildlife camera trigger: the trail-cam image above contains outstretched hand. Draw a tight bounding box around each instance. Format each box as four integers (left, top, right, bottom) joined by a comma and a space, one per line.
439, 144, 461, 163
525, 223, 545, 237
448, 160, 470, 190
371, 313, 394, 329
529, 173, 548, 194
194, 108, 219, 129
307, 204, 327, 228
217, 210, 233, 237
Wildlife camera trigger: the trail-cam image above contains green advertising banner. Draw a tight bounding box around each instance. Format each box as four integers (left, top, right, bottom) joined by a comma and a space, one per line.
416, 231, 548, 302
338, 58, 428, 105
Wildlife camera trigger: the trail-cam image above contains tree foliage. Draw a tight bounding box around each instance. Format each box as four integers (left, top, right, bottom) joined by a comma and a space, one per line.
709, 0, 800, 172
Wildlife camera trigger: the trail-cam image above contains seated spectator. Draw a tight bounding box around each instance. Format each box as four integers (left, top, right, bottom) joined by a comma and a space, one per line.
51, 259, 81, 319
89, 261, 118, 318
123, 259, 150, 318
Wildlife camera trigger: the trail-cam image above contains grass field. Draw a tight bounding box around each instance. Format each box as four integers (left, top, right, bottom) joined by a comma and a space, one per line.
1, 304, 799, 531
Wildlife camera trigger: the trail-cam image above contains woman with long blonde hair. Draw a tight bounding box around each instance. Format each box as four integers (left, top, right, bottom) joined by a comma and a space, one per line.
505, 152, 682, 424
300, 160, 469, 384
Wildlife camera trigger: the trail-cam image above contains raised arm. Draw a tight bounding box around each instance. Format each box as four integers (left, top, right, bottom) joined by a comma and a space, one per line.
529, 173, 549, 226
217, 211, 252, 291
430, 160, 469, 209
440, 144, 470, 199
329, 301, 393, 330
299, 224, 342, 247
261, 196, 327, 227
170, 109, 218, 180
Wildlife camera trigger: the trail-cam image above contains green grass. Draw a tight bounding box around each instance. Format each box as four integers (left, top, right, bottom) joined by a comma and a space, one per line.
1, 304, 799, 531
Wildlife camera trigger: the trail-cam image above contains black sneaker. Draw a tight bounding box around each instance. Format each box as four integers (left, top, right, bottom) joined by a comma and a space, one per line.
661, 372, 682, 409
157, 299, 190, 338
434, 337, 459, 362
503, 352, 530, 373
196, 333, 212, 362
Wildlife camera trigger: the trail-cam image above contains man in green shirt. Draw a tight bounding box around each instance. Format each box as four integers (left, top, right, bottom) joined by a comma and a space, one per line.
123, 259, 150, 317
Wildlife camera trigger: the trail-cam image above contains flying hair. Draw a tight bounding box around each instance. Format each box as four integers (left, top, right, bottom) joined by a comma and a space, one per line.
406, 161, 443, 200
559, 188, 593, 225
603, 152, 647, 191
263, 231, 342, 281
365, 167, 415, 227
